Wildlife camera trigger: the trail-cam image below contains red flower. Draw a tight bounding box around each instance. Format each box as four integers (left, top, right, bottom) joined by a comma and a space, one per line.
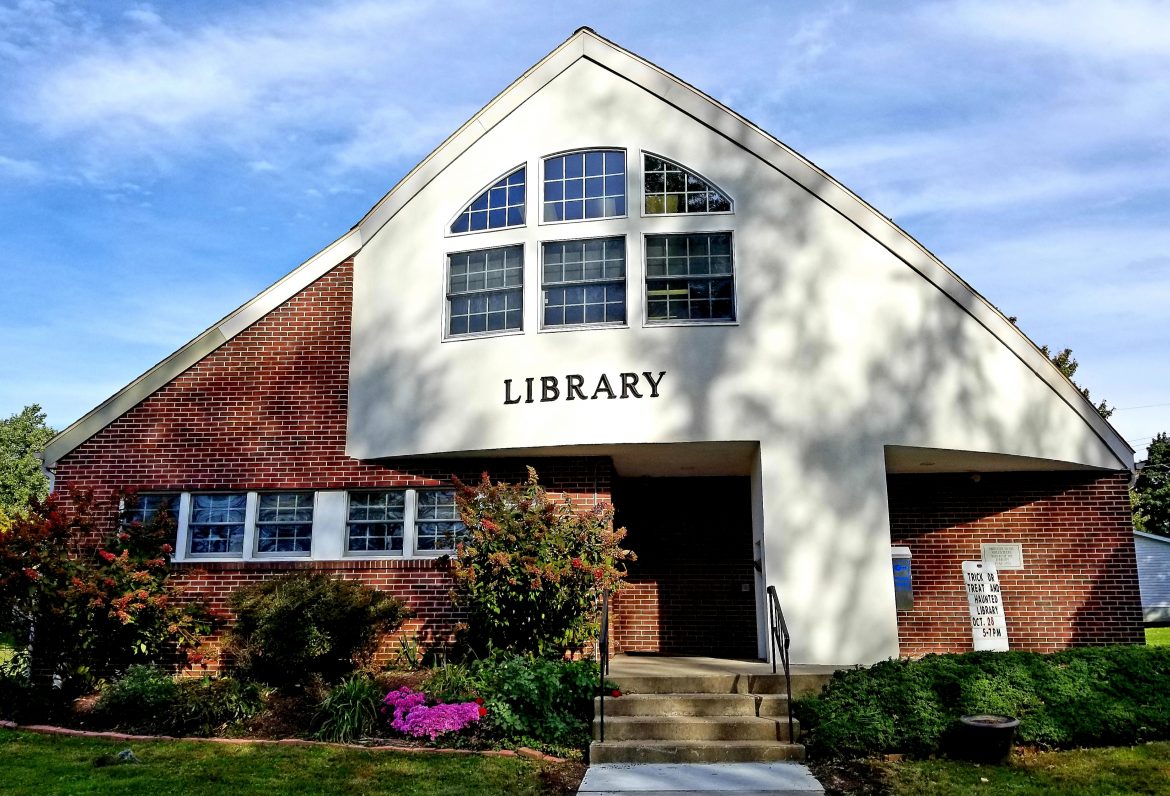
481, 519, 500, 532
98, 550, 116, 562
161, 544, 174, 554
22, 568, 39, 581
570, 557, 583, 569
474, 697, 484, 705
117, 532, 130, 541
478, 706, 488, 717
611, 689, 622, 698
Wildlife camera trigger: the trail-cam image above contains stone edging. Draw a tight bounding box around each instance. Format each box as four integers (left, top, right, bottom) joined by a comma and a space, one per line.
0, 720, 566, 763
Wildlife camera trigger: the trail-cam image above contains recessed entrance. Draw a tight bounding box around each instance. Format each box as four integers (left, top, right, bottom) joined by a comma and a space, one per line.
611, 475, 759, 658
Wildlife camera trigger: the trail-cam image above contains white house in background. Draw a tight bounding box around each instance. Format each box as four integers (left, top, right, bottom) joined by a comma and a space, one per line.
1135, 531, 1170, 623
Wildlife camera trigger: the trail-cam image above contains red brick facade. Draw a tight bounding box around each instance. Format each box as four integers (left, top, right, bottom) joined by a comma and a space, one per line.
52, 259, 613, 669
888, 471, 1145, 656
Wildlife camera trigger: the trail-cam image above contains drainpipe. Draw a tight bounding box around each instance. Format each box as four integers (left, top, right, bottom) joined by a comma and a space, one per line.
34, 451, 55, 494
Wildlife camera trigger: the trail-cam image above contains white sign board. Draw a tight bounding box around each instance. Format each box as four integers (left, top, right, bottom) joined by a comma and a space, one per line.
963, 560, 1009, 651
981, 543, 1024, 570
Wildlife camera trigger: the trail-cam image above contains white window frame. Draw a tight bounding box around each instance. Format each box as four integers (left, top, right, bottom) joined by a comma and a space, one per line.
253, 491, 316, 558
640, 151, 734, 218
538, 235, 629, 332
411, 488, 466, 555
443, 243, 526, 341
539, 148, 629, 226
641, 229, 739, 327
446, 164, 527, 237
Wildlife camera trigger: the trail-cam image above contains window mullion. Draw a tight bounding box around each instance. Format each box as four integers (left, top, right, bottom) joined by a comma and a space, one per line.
403, 489, 418, 558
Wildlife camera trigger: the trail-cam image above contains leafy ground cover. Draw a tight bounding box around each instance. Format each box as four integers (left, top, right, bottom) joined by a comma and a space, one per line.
1148, 626, 1170, 646
0, 728, 582, 796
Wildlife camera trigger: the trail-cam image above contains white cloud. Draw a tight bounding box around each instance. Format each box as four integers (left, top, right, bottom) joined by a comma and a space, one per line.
0, 153, 43, 179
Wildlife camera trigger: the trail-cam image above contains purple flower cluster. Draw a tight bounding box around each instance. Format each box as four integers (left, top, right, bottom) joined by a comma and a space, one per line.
382, 687, 484, 740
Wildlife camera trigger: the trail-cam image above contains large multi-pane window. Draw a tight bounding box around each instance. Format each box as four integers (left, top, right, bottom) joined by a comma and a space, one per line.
347, 492, 406, 554
256, 492, 314, 555
414, 490, 465, 553
121, 493, 179, 528
644, 154, 731, 215
188, 493, 247, 556
542, 237, 626, 327
447, 245, 524, 336
543, 150, 625, 222
450, 167, 525, 233
645, 232, 735, 322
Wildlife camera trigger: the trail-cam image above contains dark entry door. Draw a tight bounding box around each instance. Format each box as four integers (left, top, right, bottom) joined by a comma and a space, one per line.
611, 476, 758, 658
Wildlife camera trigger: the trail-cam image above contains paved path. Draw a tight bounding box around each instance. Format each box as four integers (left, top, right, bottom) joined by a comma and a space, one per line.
578, 762, 824, 795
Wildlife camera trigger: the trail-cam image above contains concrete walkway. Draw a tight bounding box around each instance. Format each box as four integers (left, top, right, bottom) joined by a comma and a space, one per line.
578, 763, 825, 795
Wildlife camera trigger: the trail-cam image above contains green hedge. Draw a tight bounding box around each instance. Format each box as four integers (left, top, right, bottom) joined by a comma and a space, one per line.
793, 646, 1170, 759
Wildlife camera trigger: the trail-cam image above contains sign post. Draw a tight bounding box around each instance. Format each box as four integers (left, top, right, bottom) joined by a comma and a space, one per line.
962, 560, 1009, 651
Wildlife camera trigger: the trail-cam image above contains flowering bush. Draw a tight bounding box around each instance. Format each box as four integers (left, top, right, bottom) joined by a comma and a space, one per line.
0, 491, 213, 697
382, 687, 484, 740
449, 467, 635, 656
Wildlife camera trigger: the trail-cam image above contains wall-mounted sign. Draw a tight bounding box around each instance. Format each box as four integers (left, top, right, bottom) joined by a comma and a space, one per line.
891, 546, 913, 611
981, 543, 1024, 570
963, 560, 1009, 652
504, 371, 665, 404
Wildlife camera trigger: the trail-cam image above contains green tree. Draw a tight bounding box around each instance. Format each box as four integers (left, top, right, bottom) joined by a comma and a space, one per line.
1133, 433, 1170, 537
1038, 345, 1113, 419
0, 405, 56, 518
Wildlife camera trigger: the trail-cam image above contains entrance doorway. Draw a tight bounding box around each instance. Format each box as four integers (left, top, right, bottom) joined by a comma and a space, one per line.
611, 476, 759, 658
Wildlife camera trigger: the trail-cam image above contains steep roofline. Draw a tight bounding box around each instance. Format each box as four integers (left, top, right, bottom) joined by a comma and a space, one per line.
42, 228, 362, 467
43, 27, 1133, 470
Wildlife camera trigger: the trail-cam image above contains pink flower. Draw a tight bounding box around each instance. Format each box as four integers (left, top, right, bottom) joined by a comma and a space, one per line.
98, 550, 116, 562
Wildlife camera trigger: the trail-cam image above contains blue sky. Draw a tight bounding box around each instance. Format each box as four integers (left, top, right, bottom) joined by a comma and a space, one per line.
1, 0, 1167, 458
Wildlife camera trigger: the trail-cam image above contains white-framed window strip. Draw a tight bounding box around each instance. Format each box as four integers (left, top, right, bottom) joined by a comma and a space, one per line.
173, 489, 464, 562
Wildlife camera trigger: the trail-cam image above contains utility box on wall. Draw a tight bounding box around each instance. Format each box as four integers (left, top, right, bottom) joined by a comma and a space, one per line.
892, 546, 914, 611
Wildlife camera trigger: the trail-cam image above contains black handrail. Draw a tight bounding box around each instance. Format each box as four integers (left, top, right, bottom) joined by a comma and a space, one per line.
597, 589, 610, 743
766, 584, 795, 744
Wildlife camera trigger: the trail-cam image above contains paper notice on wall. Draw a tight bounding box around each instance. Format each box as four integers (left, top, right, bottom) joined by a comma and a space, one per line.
963, 560, 1009, 651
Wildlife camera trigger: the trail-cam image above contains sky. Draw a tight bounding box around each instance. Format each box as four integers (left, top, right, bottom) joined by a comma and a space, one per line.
0, 0, 1167, 459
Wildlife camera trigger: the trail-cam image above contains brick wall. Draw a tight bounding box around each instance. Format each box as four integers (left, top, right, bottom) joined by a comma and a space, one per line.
889, 471, 1145, 656
51, 258, 614, 671
611, 565, 758, 657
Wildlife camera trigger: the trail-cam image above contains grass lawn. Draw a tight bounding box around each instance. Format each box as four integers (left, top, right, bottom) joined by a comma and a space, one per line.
0, 729, 580, 795
1147, 626, 1170, 646
869, 742, 1170, 795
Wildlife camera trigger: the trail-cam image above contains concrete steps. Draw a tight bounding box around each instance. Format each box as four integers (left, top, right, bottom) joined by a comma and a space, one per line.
590, 671, 808, 764
589, 739, 807, 764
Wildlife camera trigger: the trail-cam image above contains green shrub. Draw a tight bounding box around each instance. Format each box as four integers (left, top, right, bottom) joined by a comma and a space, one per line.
226, 573, 409, 687
313, 674, 383, 743
95, 664, 179, 733
450, 468, 635, 657
173, 676, 266, 736
95, 666, 265, 736
794, 646, 1170, 759
425, 653, 604, 750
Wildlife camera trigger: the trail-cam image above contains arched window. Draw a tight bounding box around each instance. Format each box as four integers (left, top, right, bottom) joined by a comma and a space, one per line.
450, 166, 525, 234
643, 154, 732, 214
543, 150, 625, 222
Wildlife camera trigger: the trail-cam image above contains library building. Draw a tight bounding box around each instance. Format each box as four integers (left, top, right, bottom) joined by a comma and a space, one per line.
42, 29, 1144, 668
